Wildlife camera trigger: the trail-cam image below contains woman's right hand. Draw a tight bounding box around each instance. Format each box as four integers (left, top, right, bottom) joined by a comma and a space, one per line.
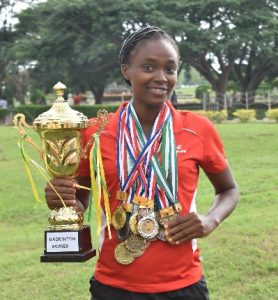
44, 178, 77, 210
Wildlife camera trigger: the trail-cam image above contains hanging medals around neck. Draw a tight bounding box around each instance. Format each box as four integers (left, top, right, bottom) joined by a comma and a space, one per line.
157, 227, 166, 241
137, 214, 159, 240
129, 213, 139, 235
114, 101, 183, 265
112, 205, 126, 230
125, 234, 148, 254
117, 215, 131, 240
114, 243, 135, 265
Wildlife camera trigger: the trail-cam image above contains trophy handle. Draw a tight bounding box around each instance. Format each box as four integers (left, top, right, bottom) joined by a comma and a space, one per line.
81, 109, 109, 159
13, 113, 43, 159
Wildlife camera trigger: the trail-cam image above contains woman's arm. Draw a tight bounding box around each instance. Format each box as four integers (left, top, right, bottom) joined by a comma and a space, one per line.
164, 166, 239, 244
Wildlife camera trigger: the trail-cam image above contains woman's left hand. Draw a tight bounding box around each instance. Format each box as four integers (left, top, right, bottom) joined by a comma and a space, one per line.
164, 212, 218, 245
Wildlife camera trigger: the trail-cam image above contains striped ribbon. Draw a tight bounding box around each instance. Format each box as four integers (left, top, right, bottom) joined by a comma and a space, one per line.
116, 101, 178, 209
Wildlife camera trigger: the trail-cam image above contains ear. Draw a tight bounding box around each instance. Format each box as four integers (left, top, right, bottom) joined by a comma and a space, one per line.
121, 64, 129, 81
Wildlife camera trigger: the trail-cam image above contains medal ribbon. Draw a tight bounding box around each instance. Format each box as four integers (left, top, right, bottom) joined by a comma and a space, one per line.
130, 103, 178, 208
116, 101, 178, 209
117, 103, 166, 198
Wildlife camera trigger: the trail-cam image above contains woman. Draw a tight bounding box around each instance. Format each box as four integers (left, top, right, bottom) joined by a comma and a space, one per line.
45, 26, 239, 300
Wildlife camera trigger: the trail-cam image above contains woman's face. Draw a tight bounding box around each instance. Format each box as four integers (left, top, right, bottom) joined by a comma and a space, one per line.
121, 38, 179, 109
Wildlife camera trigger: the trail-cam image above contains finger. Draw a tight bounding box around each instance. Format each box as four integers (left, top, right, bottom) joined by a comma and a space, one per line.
165, 218, 196, 236
165, 224, 194, 241
166, 224, 205, 243
47, 199, 77, 210
45, 186, 76, 195
173, 233, 198, 245
164, 213, 196, 229
46, 178, 75, 188
45, 193, 76, 201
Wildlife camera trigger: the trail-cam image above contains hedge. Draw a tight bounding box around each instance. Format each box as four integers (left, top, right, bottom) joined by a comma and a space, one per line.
12, 104, 120, 123
6, 102, 278, 124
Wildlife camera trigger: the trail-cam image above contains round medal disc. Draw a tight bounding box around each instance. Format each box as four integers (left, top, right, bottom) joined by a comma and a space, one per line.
114, 243, 135, 265
137, 215, 159, 239
158, 212, 179, 226
112, 206, 126, 230
129, 213, 139, 235
138, 208, 151, 219
125, 234, 147, 253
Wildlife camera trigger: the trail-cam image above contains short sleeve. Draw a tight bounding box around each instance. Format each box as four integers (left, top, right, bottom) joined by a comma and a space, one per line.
199, 119, 228, 174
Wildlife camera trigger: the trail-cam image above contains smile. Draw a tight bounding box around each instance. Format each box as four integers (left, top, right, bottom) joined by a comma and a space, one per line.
149, 87, 168, 95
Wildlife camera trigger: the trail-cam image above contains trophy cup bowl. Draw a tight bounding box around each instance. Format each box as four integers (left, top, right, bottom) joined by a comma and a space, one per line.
14, 82, 98, 262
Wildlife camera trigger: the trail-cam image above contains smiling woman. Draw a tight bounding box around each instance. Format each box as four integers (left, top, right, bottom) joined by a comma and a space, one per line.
44, 25, 239, 300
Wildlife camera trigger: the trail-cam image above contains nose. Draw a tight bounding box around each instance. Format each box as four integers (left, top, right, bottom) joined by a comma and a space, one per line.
154, 69, 168, 83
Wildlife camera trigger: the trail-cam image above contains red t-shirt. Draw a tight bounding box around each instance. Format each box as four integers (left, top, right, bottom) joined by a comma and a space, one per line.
78, 101, 228, 293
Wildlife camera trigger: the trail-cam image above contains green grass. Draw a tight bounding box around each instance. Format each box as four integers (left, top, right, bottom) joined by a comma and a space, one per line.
0, 123, 277, 299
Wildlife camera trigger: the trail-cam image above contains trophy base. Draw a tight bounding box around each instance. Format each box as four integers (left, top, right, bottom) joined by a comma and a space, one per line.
41, 225, 96, 263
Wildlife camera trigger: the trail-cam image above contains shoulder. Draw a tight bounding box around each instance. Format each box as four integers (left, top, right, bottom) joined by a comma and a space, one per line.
82, 112, 116, 139
175, 110, 214, 142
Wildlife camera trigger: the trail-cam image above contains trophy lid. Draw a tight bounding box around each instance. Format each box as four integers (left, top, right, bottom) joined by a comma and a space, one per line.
33, 82, 88, 130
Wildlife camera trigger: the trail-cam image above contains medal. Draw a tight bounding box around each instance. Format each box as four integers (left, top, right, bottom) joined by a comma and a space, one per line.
138, 207, 151, 219
137, 215, 159, 239
129, 213, 139, 235
117, 219, 131, 240
125, 234, 147, 253
157, 228, 166, 241
157, 209, 179, 226
114, 243, 134, 265
112, 206, 126, 230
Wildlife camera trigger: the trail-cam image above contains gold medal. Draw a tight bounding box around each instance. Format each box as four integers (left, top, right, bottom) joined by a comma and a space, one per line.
114, 243, 134, 265
125, 234, 147, 253
137, 215, 159, 239
130, 246, 146, 258
112, 206, 126, 230
158, 210, 179, 226
129, 213, 139, 235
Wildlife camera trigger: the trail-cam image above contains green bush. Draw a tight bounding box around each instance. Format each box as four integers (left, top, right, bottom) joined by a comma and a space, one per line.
265, 109, 278, 122
73, 104, 119, 118
102, 94, 131, 102
195, 85, 210, 99
194, 110, 228, 123
12, 104, 120, 123
233, 109, 256, 123
30, 89, 47, 104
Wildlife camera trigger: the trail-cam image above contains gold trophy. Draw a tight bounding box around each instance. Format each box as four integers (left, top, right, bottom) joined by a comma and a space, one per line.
14, 82, 107, 262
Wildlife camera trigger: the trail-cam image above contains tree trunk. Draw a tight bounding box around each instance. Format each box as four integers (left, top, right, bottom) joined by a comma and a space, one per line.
92, 85, 105, 105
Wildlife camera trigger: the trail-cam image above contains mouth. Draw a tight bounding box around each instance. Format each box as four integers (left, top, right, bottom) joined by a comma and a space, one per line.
148, 87, 168, 95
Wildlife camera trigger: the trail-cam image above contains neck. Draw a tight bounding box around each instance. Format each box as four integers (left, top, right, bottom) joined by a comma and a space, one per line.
133, 102, 164, 137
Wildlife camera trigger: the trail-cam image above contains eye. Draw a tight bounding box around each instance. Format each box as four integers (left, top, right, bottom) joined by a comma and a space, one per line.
166, 66, 177, 74
143, 64, 153, 72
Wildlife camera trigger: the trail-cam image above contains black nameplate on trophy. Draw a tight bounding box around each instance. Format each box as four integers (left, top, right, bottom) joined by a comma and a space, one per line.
41, 225, 96, 263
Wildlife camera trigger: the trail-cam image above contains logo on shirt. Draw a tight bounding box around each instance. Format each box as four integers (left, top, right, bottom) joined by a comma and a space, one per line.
176, 145, 187, 154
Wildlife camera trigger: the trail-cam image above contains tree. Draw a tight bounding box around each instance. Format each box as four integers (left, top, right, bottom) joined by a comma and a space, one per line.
15, 0, 128, 103
0, 0, 35, 103
127, 0, 277, 107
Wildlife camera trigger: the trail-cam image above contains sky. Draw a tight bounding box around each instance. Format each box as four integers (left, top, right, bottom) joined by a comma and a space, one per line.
0, 0, 44, 27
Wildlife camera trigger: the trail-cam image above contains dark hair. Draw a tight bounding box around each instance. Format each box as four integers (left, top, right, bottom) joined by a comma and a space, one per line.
119, 26, 179, 86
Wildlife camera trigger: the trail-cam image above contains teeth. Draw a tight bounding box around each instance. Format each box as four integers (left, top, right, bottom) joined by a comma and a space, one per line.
151, 88, 167, 93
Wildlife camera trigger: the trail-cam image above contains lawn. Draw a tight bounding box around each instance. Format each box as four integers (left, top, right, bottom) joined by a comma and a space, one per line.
0, 123, 277, 300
